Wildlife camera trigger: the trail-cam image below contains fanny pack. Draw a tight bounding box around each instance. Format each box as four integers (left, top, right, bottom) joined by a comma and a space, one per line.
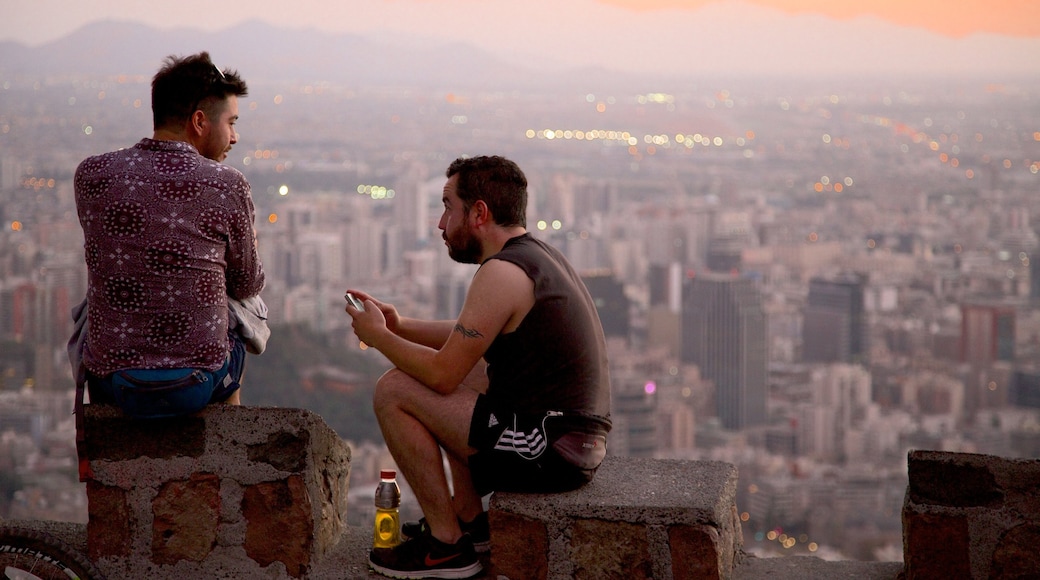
491, 410, 608, 471
551, 430, 607, 470
110, 359, 232, 419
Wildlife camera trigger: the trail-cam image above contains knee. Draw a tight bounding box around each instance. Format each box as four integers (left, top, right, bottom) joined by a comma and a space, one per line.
372, 368, 412, 417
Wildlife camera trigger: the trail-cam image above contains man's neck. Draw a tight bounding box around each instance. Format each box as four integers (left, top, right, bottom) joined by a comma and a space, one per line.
152, 128, 194, 147
481, 227, 527, 261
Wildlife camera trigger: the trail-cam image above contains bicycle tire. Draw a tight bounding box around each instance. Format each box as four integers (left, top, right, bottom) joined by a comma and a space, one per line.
0, 523, 104, 580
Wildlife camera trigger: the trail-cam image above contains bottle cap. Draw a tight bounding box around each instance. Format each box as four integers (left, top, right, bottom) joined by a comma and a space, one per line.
380, 469, 396, 480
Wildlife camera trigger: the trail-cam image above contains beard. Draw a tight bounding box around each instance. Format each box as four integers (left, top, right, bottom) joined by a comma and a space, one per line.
445, 225, 482, 264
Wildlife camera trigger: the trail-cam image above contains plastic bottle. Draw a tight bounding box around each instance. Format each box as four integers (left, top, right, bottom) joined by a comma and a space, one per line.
372, 469, 401, 549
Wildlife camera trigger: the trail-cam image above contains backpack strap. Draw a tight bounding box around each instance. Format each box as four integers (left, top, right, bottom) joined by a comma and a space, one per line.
67, 298, 94, 482
75, 376, 94, 482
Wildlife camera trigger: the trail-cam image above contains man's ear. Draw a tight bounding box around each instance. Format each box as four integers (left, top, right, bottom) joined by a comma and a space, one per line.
189, 110, 208, 135
470, 200, 490, 227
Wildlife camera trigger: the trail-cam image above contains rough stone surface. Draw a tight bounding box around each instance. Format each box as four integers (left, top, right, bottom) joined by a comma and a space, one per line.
151, 472, 220, 564
902, 450, 1040, 579
902, 510, 971, 579
571, 519, 651, 579
734, 555, 903, 580
489, 509, 548, 580
247, 429, 309, 472
242, 476, 314, 577
670, 523, 722, 580
989, 523, 1040, 579
85, 481, 131, 561
908, 451, 1003, 508
85, 406, 205, 460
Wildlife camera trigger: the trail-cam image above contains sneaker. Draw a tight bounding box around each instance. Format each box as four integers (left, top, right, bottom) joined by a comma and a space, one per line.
401, 512, 491, 553
369, 533, 482, 579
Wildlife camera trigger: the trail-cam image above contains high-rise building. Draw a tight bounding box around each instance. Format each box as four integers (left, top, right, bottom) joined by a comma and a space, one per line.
802, 273, 868, 363
1029, 245, 1040, 303
647, 262, 683, 357
0, 156, 24, 191
610, 383, 657, 457
582, 271, 630, 341
681, 272, 767, 430
960, 302, 1016, 365
392, 164, 433, 251
648, 262, 683, 311
706, 235, 743, 273
706, 209, 756, 273
1011, 369, 1040, 409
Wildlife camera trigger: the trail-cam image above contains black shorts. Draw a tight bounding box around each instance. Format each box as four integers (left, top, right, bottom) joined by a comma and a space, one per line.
467, 394, 606, 496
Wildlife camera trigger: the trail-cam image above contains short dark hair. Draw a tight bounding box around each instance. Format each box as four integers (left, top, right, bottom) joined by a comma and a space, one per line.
151, 51, 248, 130
446, 156, 527, 228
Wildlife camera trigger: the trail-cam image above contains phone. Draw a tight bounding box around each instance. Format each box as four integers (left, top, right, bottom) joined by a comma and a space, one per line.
344, 292, 365, 311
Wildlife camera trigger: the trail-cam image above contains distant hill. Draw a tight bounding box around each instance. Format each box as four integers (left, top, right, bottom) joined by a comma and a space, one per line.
0, 19, 541, 89
2, 6, 1039, 91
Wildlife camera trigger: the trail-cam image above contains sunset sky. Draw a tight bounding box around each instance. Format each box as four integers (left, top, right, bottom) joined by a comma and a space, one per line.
2, 0, 1037, 77
3, 0, 1037, 46
601, 0, 1040, 38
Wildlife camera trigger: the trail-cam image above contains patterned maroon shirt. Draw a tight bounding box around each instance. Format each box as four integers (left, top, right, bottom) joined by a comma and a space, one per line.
74, 138, 265, 376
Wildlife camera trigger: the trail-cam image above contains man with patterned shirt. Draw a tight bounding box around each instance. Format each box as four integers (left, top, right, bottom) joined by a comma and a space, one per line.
73, 52, 265, 414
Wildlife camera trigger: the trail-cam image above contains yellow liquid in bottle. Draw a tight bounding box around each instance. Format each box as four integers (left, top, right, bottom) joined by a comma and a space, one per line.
373, 507, 401, 549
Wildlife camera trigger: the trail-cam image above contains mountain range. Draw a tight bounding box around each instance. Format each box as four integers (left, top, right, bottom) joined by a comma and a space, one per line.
2, 1, 1038, 91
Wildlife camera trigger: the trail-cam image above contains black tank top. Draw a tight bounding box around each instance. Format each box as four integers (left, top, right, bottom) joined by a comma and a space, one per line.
482, 234, 611, 432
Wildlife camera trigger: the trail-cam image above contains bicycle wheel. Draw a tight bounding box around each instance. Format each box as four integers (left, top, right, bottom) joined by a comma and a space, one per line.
0, 524, 104, 580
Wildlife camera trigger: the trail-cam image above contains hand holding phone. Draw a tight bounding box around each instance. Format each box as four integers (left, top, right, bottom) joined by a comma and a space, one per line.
344, 292, 365, 311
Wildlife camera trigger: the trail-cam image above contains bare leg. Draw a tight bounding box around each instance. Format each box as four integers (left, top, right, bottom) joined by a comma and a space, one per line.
373, 368, 480, 545
448, 454, 483, 522
451, 360, 488, 521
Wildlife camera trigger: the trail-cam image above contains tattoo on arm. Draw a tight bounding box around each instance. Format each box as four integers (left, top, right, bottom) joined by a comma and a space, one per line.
453, 323, 484, 339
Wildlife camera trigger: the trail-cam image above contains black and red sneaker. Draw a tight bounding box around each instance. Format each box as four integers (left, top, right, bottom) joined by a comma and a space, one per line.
401, 512, 491, 554
369, 532, 482, 579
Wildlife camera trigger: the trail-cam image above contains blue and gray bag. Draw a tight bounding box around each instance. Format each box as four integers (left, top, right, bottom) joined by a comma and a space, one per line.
109, 357, 234, 419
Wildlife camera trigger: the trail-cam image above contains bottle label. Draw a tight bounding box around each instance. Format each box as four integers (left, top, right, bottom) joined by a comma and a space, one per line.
373, 508, 401, 549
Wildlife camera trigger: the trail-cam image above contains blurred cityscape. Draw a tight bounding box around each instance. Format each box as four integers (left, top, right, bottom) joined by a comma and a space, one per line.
1, 61, 1039, 564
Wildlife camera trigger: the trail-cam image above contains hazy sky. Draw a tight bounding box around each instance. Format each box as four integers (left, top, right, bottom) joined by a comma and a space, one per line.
3, 0, 1038, 77
602, 0, 1040, 37
3, 0, 1037, 47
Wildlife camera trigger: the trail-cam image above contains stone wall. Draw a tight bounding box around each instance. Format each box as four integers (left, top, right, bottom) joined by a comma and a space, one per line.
902, 449, 1040, 580
489, 456, 744, 579
82, 404, 351, 579
78, 402, 1038, 579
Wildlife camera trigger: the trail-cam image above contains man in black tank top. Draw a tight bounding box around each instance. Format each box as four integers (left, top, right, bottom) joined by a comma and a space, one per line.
345, 156, 611, 579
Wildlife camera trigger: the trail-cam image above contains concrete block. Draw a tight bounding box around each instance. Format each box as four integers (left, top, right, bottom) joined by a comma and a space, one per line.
489, 455, 742, 580
902, 450, 1040, 580
83, 404, 352, 579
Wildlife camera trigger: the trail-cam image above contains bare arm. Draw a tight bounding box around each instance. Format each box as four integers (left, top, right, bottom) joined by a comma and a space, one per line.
392, 317, 457, 349
348, 260, 533, 394
344, 289, 455, 348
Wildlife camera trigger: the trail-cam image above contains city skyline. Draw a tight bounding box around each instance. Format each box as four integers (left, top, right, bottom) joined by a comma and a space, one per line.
2, 9, 1039, 561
